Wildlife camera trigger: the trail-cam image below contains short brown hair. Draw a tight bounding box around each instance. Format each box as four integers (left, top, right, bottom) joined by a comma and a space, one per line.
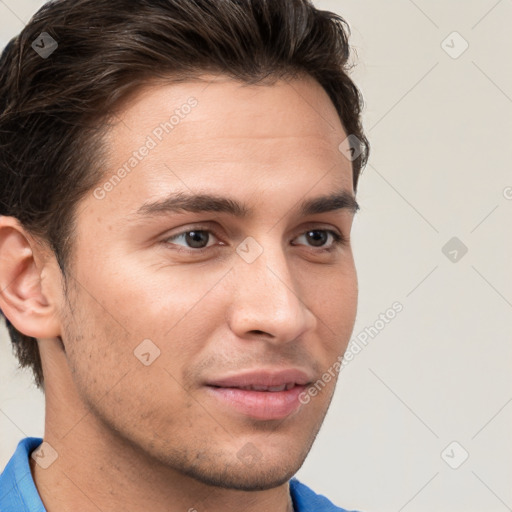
0, 0, 369, 390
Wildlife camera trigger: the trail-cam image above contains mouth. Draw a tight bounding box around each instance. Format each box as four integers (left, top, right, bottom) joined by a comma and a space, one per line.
204, 368, 313, 420
212, 382, 298, 392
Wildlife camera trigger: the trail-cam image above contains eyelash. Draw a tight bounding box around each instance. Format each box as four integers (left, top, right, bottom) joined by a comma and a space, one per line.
162, 226, 347, 254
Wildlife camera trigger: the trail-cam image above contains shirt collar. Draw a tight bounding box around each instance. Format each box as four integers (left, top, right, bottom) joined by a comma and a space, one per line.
0, 437, 46, 512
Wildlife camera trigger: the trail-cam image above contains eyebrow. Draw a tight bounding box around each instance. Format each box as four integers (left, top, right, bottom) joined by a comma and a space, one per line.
134, 189, 359, 219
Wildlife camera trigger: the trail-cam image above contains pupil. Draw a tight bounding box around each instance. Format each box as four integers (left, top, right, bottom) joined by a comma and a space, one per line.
307, 230, 327, 247
186, 230, 209, 248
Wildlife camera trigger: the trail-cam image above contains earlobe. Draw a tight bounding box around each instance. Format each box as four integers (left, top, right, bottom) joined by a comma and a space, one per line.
0, 217, 62, 339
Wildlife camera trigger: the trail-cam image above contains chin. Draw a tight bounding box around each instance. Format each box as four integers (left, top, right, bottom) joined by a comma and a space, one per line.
186, 464, 298, 491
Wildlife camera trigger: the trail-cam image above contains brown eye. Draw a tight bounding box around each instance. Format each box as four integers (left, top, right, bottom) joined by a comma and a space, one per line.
184, 230, 210, 248
293, 229, 343, 250
164, 229, 217, 250
305, 230, 328, 247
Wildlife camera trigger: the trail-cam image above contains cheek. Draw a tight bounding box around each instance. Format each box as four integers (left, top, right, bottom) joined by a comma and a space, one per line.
61, 290, 135, 394
308, 261, 358, 338
61, 289, 204, 438
63, 255, 227, 398
100, 249, 229, 332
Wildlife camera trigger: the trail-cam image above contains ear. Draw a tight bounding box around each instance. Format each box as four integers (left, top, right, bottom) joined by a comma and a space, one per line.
0, 216, 62, 339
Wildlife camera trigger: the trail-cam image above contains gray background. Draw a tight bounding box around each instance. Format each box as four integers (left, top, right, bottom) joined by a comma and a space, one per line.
1, 1, 511, 511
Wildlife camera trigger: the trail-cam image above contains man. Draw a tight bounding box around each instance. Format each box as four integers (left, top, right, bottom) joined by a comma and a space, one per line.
0, 0, 369, 510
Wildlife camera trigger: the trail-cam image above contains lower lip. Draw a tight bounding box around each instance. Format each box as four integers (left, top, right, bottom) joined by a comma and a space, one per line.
205, 385, 307, 420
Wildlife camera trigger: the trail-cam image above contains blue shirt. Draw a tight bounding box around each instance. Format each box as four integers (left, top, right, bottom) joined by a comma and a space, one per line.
0, 437, 360, 512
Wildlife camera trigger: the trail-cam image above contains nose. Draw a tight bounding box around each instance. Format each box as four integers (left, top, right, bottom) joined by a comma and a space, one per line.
226, 239, 317, 344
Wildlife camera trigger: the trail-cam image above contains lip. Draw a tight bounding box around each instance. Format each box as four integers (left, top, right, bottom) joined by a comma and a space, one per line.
204, 368, 313, 420
205, 368, 312, 388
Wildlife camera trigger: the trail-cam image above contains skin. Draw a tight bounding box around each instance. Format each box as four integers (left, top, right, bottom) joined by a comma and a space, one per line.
0, 73, 358, 512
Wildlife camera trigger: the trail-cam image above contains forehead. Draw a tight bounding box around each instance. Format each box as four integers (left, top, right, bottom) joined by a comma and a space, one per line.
110, 72, 345, 140
87, 74, 353, 220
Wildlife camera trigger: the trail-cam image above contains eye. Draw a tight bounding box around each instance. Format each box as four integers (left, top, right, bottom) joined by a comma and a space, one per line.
292, 229, 344, 250
164, 229, 219, 250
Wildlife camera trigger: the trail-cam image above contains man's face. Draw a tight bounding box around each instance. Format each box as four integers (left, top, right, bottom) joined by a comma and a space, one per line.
57, 74, 358, 490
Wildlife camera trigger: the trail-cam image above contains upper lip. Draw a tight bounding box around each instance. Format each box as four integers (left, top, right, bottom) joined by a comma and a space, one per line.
205, 368, 313, 388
